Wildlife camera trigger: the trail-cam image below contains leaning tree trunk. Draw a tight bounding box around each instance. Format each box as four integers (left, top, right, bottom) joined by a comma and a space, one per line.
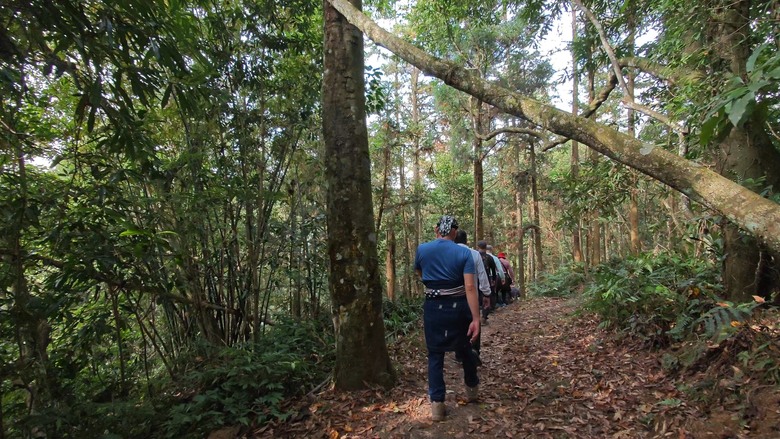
322, 0, 395, 389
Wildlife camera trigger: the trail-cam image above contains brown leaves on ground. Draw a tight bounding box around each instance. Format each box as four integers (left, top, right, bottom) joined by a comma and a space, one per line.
255, 297, 780, 438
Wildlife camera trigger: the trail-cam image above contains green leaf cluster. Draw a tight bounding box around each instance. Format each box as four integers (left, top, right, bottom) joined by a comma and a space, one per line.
700, 44, 780, 146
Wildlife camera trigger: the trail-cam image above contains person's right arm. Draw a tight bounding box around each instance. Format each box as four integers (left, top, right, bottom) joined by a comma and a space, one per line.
463, 273, 480, 343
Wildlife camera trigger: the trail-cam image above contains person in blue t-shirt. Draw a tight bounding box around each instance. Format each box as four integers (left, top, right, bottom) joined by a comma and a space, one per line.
414, 215, 481, 421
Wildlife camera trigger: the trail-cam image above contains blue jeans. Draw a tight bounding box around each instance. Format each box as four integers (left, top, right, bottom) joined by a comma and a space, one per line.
423, 296, 479, 402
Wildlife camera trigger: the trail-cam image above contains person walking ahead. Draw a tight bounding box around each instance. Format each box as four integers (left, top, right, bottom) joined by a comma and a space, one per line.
415, 215, 481, 421
455, 229, 491, 363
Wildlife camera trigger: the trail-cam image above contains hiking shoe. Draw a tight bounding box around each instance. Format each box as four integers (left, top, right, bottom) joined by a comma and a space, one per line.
431, 401, 446, 421
466, 386, 479, 403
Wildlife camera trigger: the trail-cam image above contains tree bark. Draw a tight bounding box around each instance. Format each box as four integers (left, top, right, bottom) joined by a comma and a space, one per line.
385, 226, 396, 301
529, 143, 545, 273
626, 8, 642, 256
324, 0, 780, 255
710, 0, 780, 301
570, 7, 583, 264
322, 0, 395, 389
472, 97, 486, 240
410, 67, 423, 297
586, 63, 601, 267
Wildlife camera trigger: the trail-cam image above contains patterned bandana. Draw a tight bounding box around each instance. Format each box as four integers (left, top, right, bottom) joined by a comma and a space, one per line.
436, 215, 458, 236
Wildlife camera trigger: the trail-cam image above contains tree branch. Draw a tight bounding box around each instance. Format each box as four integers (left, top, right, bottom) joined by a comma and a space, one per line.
16, 251, 241, 315
474, 127, 544, 142
570, 0, 630, 98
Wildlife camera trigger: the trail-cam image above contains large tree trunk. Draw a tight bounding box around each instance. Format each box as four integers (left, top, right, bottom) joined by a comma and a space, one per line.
710, 0, 780, 301
718, 122, 780, 301
325, 0, 780, 255
322, 0, 395, 389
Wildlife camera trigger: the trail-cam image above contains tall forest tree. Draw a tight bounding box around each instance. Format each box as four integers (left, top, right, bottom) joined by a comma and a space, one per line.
322, 0, 395, 389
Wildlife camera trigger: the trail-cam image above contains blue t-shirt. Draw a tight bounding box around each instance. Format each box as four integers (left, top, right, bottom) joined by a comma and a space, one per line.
414, 238, 475, 289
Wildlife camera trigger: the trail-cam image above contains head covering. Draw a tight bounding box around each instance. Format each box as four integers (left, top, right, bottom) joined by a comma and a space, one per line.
498, 252, 507, 258
436, 215, 458, 236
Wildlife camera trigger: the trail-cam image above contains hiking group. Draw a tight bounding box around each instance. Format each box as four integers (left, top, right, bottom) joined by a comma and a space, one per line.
414, 215, 516, 422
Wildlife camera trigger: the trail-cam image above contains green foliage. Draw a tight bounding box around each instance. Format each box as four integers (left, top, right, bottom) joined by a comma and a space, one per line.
426, 152, 474, 224
583, 252, 721, 345
26, 399, 161, 439
160, 317, 334, 438
736, 328, 780, 384
549, 157, 632, 230
383, 295, 423, 340
700, 44, 780, 146
696, 301, 760, 343
365, 65, 388, 115
528, 262, 587, 298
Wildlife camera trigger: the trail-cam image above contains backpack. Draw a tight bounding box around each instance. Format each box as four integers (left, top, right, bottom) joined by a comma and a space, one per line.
499, 259, 512, 288
480, 252, 497, 284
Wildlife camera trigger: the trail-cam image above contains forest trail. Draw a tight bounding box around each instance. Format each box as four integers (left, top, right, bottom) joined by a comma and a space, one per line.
256, 297, 780, 438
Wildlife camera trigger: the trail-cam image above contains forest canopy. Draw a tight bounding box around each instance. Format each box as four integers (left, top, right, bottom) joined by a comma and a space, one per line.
1, 0, 779, 437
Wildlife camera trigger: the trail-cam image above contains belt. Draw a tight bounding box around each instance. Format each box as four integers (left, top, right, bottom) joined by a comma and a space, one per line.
425, 285, 466, 299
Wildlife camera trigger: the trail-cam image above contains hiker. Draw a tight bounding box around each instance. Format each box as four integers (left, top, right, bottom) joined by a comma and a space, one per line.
476, 240, 498, 323
497, 252, 515, 305
455, 229, 491, 362
487, 244, 506, 309
415, 215, 482, 421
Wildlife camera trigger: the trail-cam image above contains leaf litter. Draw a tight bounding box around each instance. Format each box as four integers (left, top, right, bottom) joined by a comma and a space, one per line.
253, 297, 780, 438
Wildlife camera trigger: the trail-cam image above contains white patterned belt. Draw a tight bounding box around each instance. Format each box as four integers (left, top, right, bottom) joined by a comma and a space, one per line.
425, 285, 466, 299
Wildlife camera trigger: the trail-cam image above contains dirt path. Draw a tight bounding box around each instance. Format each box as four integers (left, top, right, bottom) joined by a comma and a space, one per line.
256, 297, 779, 438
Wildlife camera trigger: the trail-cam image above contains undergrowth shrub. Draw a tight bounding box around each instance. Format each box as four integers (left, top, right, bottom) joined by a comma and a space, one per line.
528, 262, 586, 297
160, 316, 334, 438
383, 295, 423, 340
583, 252, 721, 345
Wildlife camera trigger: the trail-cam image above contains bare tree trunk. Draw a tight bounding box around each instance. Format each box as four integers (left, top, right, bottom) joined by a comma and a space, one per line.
410, 67, 424, 297
385, 226, 396, 301
529, 143, 544, 273
516, 192, 526, 298
323, 0, 395, 389
571, 6, 583, 264
626, 5, 642, 256
585, 60, 602, 267
472, 97, 486, 239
